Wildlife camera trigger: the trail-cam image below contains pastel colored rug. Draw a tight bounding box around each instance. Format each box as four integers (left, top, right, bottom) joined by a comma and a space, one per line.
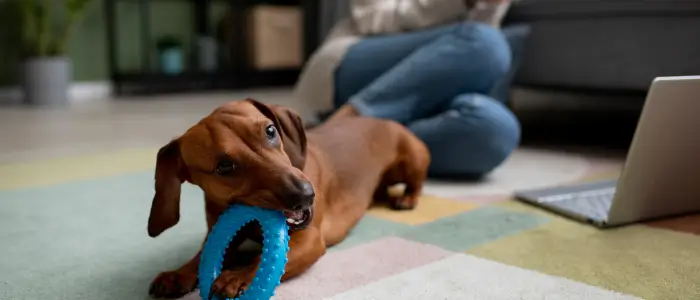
1, 148, 698, 300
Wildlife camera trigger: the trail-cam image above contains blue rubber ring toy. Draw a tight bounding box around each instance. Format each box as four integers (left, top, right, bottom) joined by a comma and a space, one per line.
198, 204, 290, 300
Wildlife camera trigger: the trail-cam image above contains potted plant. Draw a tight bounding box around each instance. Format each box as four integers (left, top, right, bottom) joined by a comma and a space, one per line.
18, 0, 93, 106
156, 36, 184, 75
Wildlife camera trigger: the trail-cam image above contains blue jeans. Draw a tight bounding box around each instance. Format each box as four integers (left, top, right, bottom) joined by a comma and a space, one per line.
334, 21, 526, 177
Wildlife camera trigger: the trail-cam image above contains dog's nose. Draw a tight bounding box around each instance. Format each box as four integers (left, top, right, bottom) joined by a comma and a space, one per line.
283, 176, 315, 210
298, 181, 315, 199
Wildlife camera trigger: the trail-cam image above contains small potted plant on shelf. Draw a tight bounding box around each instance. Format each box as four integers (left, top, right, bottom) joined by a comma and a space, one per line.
18, 0, 93, 106
156, 36, 184, 75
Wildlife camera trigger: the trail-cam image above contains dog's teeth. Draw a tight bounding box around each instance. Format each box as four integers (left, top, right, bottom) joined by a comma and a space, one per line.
286, 217, 306, 226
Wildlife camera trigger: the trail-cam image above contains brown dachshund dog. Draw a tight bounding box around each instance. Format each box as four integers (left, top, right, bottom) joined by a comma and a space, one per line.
147, 99, 430, 299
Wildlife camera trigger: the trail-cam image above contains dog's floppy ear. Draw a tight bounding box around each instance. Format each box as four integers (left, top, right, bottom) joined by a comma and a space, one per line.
247, 98, 308, 170
148, 139, 189, 237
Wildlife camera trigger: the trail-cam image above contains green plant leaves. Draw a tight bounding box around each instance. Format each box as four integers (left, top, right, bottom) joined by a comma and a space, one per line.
17, 0, 94, 57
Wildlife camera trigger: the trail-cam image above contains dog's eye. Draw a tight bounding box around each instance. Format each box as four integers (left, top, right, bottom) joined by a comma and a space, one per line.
265, 124, 277, 140
215, 160, 235, 175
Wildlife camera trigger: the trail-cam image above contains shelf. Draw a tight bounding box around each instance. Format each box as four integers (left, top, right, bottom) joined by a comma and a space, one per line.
104, 0, 318, 97
110, 0, 301, 5
113, 68, 301, 96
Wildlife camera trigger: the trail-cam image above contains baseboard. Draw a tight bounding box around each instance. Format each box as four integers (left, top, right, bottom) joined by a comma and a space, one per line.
0, 81, 113, 104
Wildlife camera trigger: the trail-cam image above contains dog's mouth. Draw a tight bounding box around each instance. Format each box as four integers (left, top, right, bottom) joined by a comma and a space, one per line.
283, 207, 313, 231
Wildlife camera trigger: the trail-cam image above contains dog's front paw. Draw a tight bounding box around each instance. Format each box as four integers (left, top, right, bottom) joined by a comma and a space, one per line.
149, 270, 198, 299
209, 269, 256, 299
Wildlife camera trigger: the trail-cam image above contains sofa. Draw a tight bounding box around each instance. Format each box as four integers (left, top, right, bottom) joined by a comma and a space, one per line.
504, 0, 700, 96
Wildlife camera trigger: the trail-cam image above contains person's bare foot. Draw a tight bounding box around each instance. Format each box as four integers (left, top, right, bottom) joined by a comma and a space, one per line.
326, 105, 360, 123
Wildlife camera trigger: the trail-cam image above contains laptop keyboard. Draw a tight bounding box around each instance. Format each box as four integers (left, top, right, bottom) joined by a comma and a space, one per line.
538, 187, 616, 221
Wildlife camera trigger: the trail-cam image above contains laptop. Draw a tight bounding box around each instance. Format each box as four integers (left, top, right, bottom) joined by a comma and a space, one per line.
515, 76, 700, 228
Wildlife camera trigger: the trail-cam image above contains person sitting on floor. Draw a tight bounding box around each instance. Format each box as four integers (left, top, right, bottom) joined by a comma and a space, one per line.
294, 0, 527, 178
